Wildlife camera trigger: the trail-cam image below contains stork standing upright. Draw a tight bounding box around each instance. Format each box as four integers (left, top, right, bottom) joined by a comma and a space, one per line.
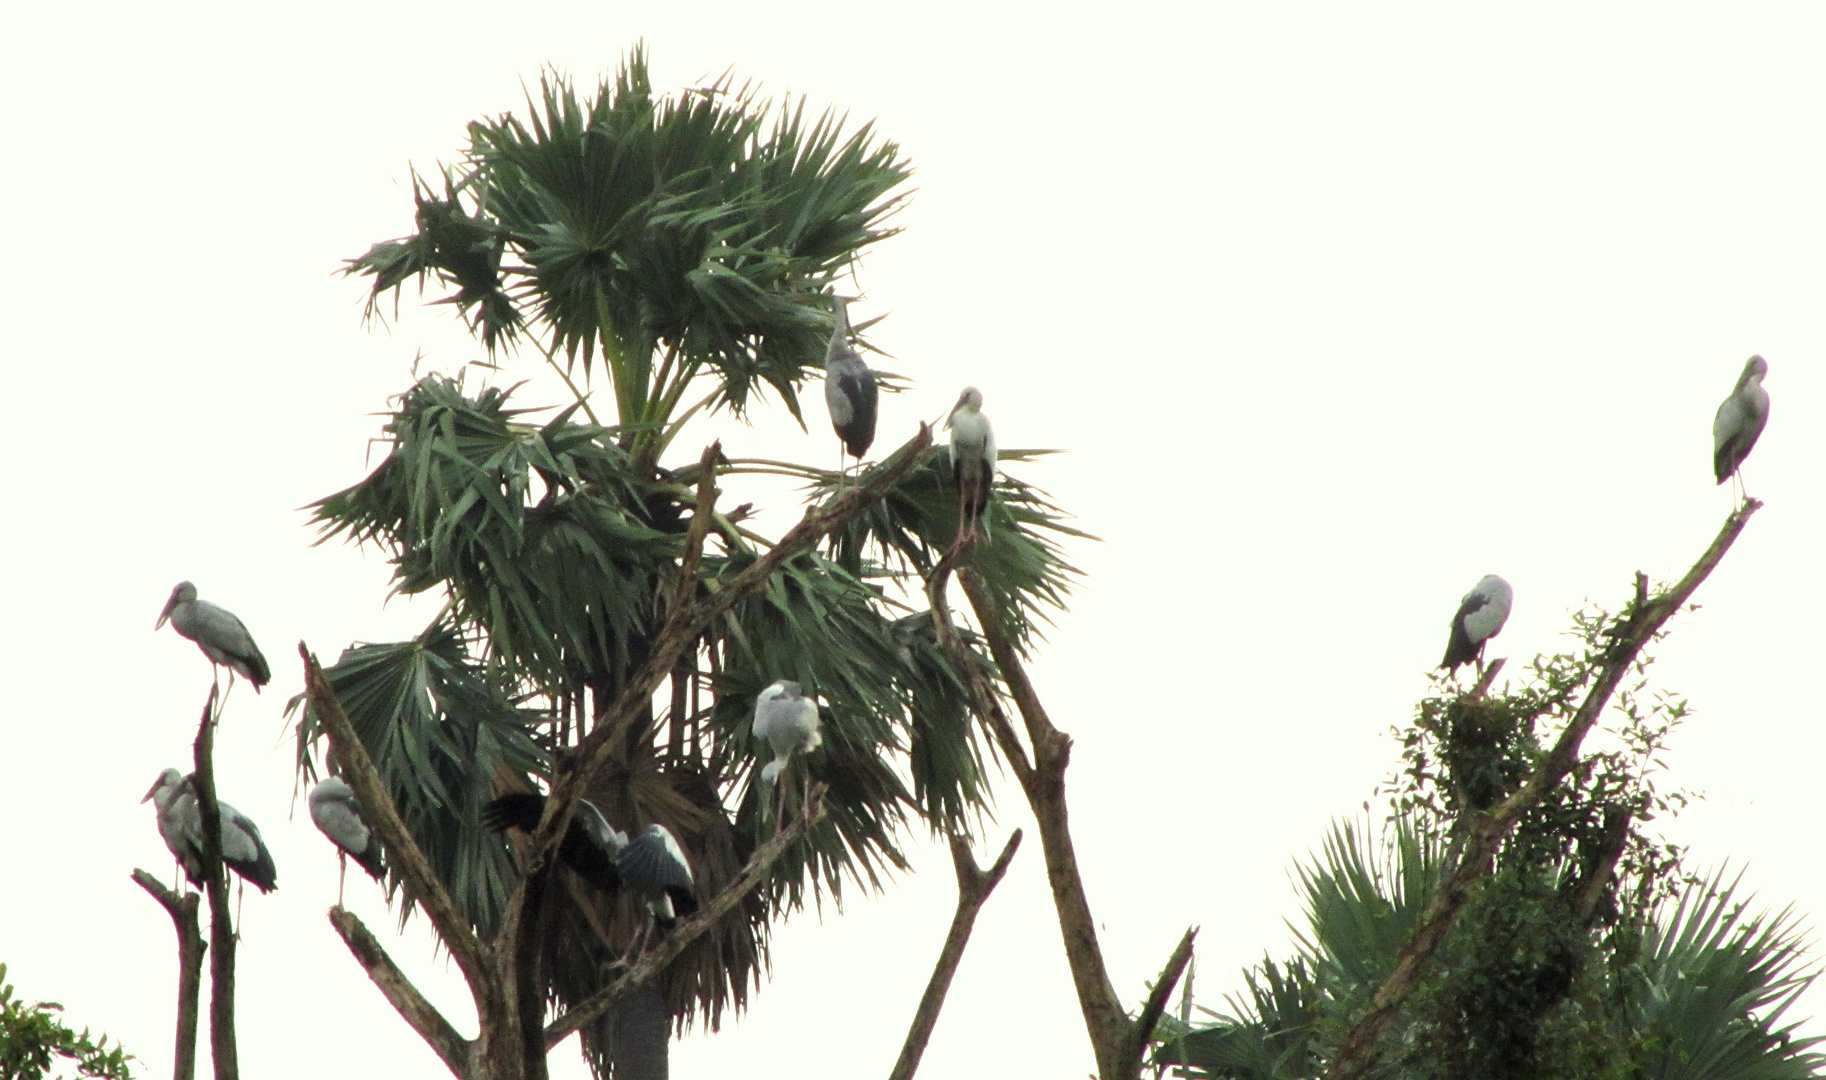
823, 296, 879, 475
752, 680, 822, 821
1713, 354, 1770, 497
1440, 575, 1514, 676
946, 387, 997, 548
155, 582, 270, 694
481, 791, 624, 894
308, 777, 386, 905
141, 768, 279, 894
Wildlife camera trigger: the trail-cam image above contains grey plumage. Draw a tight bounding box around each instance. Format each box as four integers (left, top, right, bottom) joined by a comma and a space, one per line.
946, 387, 996, 543
824, 297, 879, 461
1712, 355, 1770, 485
142, 768, 278, 893
752, 680, 822, 788
616, 823, 698, 928
1440, 575, 1514, 673
156, 581, 270, 690
308, 777, 386, 881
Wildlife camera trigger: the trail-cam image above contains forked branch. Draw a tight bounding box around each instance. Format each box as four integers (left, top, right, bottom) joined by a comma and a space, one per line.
1325, 498, 1762, 1080
889, 829, 1024, 1080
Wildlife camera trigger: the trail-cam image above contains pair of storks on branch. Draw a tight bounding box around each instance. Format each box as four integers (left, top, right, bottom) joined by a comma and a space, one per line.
823, 296, 999, 545
1438, 353, 1771, 676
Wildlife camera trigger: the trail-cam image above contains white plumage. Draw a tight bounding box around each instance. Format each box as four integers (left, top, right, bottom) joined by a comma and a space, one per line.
1712, 354, 1770, 486
309, 777, 386, 884
946, 387, 996, 544
752, 680, 822, 788
142, 768, 278, 893
156, 581, 271, 690
1440, 575, 1514, 673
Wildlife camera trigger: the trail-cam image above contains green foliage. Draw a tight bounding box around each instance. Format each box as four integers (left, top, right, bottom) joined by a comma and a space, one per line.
319, 49, 1085, 1072
346, 46, 913, 460
0, 966, 133, 1080
290, 618, 547, 936
1154, 612, 1823, 1080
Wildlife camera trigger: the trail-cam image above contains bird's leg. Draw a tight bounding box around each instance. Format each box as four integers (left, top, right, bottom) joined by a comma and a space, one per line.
337, 852, 347, 908
233, 880, 245, 942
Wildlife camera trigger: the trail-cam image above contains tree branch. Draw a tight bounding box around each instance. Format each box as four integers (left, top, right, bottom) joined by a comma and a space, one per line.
132, 870, 205, 1080
541, 790, 830, 1048
1325, 498, 1762, 1080
328, 907, 472, 1077
889, 829, 1023, 1080
953, 567, 1132, 1079
672, 440, 722, 613
190, 690, 238, 1080
298, 648, 496, 1003
1125, 928, 1199, 1074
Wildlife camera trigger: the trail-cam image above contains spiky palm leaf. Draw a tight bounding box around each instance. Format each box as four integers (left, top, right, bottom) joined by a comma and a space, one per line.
1631, 871, 1825, 1080
318, 48, 1084, 1079
290, 619, 545, 936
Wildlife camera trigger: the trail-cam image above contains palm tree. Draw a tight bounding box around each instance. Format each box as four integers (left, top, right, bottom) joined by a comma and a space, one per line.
295, 49, 1082, 1079
1153, 817, 1825, 1080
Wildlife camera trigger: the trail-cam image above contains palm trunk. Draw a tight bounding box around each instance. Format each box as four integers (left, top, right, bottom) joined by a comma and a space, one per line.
600, 983, 670, 1080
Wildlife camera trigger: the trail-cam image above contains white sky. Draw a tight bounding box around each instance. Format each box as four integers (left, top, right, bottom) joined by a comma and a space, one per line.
4, 4, 1824, 1077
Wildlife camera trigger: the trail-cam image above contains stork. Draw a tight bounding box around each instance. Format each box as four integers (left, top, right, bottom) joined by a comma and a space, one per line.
753, 680, 822, 822
823, 296, 878, 474
482, 792, 623, 894
308, 777, 386, 905
1440, 575, 1514, 676
141, 768, 278, 894
616, 824, 698, 934
1713, 354, 1770, 497
155, 582, 270, 694
946, 387, 996, 548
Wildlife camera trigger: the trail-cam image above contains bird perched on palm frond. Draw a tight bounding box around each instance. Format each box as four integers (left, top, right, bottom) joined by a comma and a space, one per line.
753, 680, 821, 819
1713, 354, 1769, 492
617, 824, 698, 932
1440, 575, 1513, 675
156, 581, 270, 692
141, 768, 278, 893
309, 777, 386, 904
946, 387, 996, 547
823, 296, 878, 471
482, 791, 623, 894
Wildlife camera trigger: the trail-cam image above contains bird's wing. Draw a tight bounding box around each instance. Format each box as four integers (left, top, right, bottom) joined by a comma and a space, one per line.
193, 601, 271, 685
482, 792, 546, 832
311, 798, 372, 856
617, 828, 695, 891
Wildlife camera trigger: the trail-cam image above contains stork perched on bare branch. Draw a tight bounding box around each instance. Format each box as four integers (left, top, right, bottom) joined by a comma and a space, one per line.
1713, 354, 1769, 497
156, 581, 270, 693
309, 777, 386, 904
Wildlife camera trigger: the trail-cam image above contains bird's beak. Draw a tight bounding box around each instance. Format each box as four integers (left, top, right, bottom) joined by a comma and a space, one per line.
155, 597, 176, 630
141, 778, 164, 803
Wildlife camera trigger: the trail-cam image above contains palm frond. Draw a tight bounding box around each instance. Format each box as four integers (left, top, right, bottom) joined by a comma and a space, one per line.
292, 618, 545, 935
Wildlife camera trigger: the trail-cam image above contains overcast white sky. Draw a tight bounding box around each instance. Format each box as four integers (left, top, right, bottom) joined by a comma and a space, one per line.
4, 4, 1823, 1077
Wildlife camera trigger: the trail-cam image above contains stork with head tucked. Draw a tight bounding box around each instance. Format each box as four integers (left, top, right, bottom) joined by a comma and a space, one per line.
308, 777, 386, 905
752, 680, 822, 821
823, 296, 878, 473
1713, 354, 1770, 496
141, 768, 278, 894
1440, 575, 1514, 676
156, 582, 270, 694
946, 387, 996, 548
482, 791, 624, 895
